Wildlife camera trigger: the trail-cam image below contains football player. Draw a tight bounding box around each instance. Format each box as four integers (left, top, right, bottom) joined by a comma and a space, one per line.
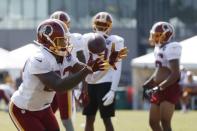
82, 12, 128, 131
143, 21, 182, 131
50, 11, 85, 131
8, 19, 107, 131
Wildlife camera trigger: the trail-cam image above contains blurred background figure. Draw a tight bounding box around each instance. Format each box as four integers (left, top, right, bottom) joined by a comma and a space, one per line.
0, 72, 16, 112
179, 66, 197, 113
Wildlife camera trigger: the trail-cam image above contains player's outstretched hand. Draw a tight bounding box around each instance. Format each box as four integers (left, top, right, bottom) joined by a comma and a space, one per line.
109, 43, 128, 70
87, 53, 110, 72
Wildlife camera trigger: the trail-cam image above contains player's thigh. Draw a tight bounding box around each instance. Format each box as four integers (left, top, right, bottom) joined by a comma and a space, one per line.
99, 102, 115, 118
83, 84, 98, 116
160, 101, 175, 121
149, 103, 160, 122
51, 94, 58, 113
9, 102, 45, 131
42, 107, 60, 130
97, 83, 114, 118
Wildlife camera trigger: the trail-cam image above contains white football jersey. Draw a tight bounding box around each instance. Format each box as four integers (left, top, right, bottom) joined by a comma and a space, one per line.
154, 42, 182, 68
82, 33, 124, 90
70, 33, 85, 58
11, 46, 78, 111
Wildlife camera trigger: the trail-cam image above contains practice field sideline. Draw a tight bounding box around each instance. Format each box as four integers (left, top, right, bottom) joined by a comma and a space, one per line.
0, 110, 197, 131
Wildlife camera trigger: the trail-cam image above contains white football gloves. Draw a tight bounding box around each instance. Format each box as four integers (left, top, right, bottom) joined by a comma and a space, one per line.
102, 90, 115, 106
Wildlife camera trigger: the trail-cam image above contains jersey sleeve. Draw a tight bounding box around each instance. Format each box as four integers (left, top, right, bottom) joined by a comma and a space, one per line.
165, 42, 182, 60
28, 55, 52, 74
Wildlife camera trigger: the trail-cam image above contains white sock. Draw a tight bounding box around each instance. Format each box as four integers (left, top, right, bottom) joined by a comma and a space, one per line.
62, 118, 74, 131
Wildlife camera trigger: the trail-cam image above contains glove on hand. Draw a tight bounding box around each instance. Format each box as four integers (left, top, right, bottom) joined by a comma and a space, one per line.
87, 53, 109, 72
102, 90, 115, 106
143, 86, 159, 101
109, 43, 128, 70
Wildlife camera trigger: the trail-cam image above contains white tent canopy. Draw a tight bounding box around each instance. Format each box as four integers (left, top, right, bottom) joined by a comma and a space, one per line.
0, 48, 21, 80
0, 48, 20, 70
0, 48, 9, 54
131, 36, 197, 109
0, 48, 10, 69
8, 43, 39, 69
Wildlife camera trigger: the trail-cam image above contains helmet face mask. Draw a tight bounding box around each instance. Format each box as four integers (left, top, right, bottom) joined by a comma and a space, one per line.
149, 32, 165, 46
92, 12, 112, 37
50, 36, 73, 56
149, 21, 175, 46
36, 19, 72, 56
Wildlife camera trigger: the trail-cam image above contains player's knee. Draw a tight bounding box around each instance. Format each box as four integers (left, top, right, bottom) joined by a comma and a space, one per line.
149, 119, 159, 128
103, 118, 112, 124
161, 118, 171, 127
86, 116, 96, 124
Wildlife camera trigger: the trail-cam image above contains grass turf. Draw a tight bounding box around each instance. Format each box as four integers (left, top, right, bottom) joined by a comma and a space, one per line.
1, 110, 197, 131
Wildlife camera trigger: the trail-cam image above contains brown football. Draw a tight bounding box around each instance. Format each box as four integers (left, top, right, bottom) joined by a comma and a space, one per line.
88, 33, 106, 54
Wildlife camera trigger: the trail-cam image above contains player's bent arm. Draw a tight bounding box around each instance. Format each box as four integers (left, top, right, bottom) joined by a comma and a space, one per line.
143, 70, 157, 88
35, 65, 91, 92
71, 62, 86, 73
76, 51, 86, 63
159, 59, 180, 90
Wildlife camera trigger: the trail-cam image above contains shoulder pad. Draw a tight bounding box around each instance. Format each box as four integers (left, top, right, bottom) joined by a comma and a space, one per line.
70, 33, 82, 39
108, 35, 124, 45
166, 41, 182, 49
83, 32, 94, 39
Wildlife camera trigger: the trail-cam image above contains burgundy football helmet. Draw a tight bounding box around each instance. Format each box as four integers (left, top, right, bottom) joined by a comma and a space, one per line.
50, 11, 71, 29
92, 12, 113, 37
149, 21, 175, 46
36, 19, 72, 56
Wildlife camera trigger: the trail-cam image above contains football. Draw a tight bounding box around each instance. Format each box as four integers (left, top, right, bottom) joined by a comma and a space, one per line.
88, 33, 106, 54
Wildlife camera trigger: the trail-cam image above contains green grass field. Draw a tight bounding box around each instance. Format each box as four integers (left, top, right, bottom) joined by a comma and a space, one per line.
1, 110, 197, 131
